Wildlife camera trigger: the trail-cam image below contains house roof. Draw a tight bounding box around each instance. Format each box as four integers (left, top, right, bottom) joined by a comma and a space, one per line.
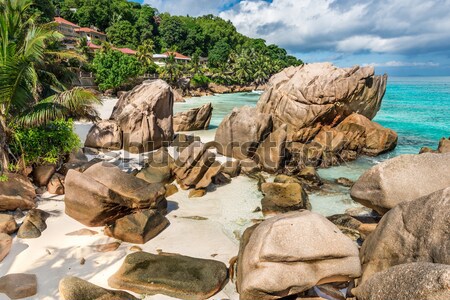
75, 27, 106, 35
54, 17, 79, 28
87, 42, 101, 50
117, 48, 137, 55
165, 51, 191, 60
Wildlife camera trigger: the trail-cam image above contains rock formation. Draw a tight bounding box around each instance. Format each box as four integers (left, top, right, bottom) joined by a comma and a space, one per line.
237, 211, 361, 300
0, 173, 36, 211
84, 120, 122, 150
173, 102, 213, 131
351, 153, 450, 214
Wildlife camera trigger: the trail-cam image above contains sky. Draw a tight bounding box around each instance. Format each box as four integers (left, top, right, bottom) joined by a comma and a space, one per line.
137, 0, 450, 76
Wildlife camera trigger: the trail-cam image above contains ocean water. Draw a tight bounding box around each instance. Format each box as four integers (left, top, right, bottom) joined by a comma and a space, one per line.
174, 77, 450, 215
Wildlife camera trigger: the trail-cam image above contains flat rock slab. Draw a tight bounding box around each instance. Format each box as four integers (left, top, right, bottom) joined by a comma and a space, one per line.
108, 252, 228, 300
59, 276, 138, 300
93, 242, 121, 252
0, 274, 37, 299
66, 229, 98, 236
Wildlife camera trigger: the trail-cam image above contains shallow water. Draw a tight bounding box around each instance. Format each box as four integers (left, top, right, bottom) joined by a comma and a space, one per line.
174, 77, 450, 215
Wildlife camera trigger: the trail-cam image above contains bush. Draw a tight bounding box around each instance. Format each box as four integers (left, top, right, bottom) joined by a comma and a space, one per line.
190, 74, 211, 88
10, 119, 81, 167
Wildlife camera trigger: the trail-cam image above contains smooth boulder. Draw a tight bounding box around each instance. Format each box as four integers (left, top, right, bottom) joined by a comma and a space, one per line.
359, 186, 450, 283
59, 276, 138, 300
353, 263, 450, 300
351, 153, 450, 214
173, 103, 213, 131
215, 106, 272, 159
84, 120, 122, 150
108, 252, 228, 299
17, 209, 50, 239
111, 80, 174, 153
237, 211, 361, 300
0, 274, 37, 299
0, 173, 36, 211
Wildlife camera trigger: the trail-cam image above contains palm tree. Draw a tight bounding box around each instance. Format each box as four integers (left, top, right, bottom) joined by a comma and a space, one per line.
159, 53, 181, 84
136, 39, 155, 72
76, 36, 92, 61
0, 0, 101, 167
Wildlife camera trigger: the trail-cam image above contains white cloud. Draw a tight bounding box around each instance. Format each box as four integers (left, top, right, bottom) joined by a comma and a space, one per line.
144, 0, 234, 16
219, 0, 450, 55
365, 61, 440, 67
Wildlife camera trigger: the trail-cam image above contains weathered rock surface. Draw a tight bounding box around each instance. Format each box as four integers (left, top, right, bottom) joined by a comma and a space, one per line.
59, 276, 139, 300
17, 209, 50, 239
47, 173, 65, 195
173, 103, 213, 131
0, 214, 18, 234
438, 137, 450, 153
137, 148, 174, 184
0, 173, 36, 211
84, 120, 122, 150
351, 153, 450, 214
237, 211, 361, 300
171, 134, 201, 151
353, 263, 450, 300
257, 63, 387, 138
108, 252, 228, 299
261, 175, 310, 216
104, 210, 169, 244
0, 233, 12, 262
111, 80, 174, 153
221, 160, 241, 177
32, 164, 56, 187
65, 162, 166, 226
359, 186, 450, 283
0, 273, 37, 299
215, 106, 272, 159
255, 124, 287, 173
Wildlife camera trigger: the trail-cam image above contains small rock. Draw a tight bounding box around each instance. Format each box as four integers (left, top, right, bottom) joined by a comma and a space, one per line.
212, 172, 232, 185
0, 233, 12, 262
261, 179, 311, 216
0, 214, 18, 234
80, 258, 85, 265
59, 276, 138, 300
298, 166, 323, 187
130, 246, 142, 252
32, 164, 56, 187
0, 273, 37, 299
13, 208, 25, 219
334, 177, 354, 187
94, 242, 120, 252
47, 173, 65, 195
189, 188, 207, 198
253, 207, 262, 213
165, 184, 179, 197
180, 216, 208, 221
17, 209, 50, 239
66, 229, 98, 236
222, 160, 241, 177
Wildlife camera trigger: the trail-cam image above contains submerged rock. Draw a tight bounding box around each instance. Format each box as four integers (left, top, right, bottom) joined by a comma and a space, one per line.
353, 263, 450, 300
351, 153, 450, 214
359, 186, 450, 283
111, 80, 174, 153
173, 102, 213, 131
59, 276, 138, 300
108, 252, 228, 299
0, 173, 36, 211
236, 211, 361, 300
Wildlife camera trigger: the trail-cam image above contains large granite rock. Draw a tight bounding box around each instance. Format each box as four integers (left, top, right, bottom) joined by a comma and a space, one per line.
214, 106, 272, 159
104, 210, 169, 244
237, 211, 361, 300
111, 80, 174, 153
255, 124, 287, 173
353, 263, 450, 300
351, 153, 450, 214
84, 120, 122, 150
0, 173, 36, 211
65, 162, 166, 226
359, 186, 450, 283
59, 276, 139, 300
173, 103, 213, 131
108, 252, 228, 299
257, 63, 387, 139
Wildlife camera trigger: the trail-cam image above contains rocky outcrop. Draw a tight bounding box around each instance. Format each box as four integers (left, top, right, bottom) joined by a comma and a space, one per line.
0, 173, 36, 211
17, 209, 49, 239
255, 124, 287, 172
351, 153, 450, 214
359, 186, 450, 283
214, 106, 272, 160
47, 173, 65, 195
257, 63, 387, 137
59, 276, 139, 300
32, 164, 56, 187
438, 137, 450, 153
65, 162, 166, 227
108, 252, 228, 299
0, 274, 37, 299
353, 263, 450, 300
136, 147, 174, 184
110, 80, 174, 153
84, 120, 122, 150
104, 210, 169, 244
0, 233, 12, 262
173, 103, 213, 131
237, 211, 361, 300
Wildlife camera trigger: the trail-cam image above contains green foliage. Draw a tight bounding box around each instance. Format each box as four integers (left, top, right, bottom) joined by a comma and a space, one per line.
92, 49, 144, 90
208, 40, 232, 68
0, 174, 7, 182
190, 74, 210, 89
10, 119, 80, 166
106, 20, 139, 49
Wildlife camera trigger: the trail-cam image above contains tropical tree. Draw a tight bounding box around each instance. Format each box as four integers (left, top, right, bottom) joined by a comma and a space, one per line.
0, 0, 100, 167
158, 53, 181, 84
76, 36, 92, 60
136, 39, 157, 73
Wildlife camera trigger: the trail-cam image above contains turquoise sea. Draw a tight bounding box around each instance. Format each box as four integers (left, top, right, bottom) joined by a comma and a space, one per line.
174, 77, 450, 215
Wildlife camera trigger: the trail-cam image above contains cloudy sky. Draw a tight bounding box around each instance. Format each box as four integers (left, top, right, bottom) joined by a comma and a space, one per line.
140, 0, 450, 76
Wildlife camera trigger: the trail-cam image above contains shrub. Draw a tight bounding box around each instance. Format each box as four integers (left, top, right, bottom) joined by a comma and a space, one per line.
190, 74, 211, 88
10, 119, 80, 167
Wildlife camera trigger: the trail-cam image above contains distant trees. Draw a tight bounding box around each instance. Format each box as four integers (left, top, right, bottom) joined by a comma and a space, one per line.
106, 20, 139, 49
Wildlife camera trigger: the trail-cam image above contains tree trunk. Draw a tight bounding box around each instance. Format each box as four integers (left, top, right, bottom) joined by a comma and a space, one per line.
0, 116, 9, 171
